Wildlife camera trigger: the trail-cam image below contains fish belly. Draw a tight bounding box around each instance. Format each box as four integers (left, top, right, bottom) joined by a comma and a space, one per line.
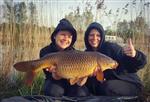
56, 62, 96, 79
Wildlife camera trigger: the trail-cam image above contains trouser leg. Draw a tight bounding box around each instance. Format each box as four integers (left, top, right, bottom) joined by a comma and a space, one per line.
44, 79, 65, 97
86, 77, 105, 96
66, 84, 90, 97
103, 80, 142, 96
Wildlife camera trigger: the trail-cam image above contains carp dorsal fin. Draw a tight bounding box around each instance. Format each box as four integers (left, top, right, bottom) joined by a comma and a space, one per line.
77, 77, 88, 86
96, 69, 104, 81
69, 78, 79, 85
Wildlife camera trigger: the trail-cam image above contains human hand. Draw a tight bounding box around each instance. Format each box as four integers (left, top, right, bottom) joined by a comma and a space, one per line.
123, 38, 136, 58
45, 66, 56, 73
89, 67, 98, 77
52, 72, 62, 80
90, 67, 104, 77
45, 66, 62, 80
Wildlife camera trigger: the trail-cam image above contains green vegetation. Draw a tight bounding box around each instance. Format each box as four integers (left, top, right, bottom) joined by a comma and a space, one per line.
0, 72, 44, 100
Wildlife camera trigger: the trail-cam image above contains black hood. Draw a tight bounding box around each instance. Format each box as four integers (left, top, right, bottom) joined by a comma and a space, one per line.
51, 18, 77, 48
84, 22, 105, 51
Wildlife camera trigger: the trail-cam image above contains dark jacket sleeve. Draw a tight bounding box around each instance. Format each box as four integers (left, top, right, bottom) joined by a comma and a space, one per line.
109, 43, 147, 73
123, 50, 147, 72
39, 49, 43, 58
39, 48, 45, 58
39, 46, 51, 58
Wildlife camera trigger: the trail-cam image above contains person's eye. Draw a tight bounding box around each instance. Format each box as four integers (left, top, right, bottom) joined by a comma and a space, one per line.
89, 34, 94, 36
68, 35, 72, 38
61, 34, 65, 36
97, 34, 100, 37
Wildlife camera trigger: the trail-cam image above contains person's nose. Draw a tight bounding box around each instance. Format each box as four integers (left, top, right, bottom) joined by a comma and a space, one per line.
93, 35, 97, 40
62, 35, 70, 41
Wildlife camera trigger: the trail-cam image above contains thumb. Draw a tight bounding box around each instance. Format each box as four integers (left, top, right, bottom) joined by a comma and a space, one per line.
127, 38, 133, 46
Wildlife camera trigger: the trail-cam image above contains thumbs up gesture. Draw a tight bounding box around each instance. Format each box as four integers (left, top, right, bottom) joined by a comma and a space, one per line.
123, 38, 136, 58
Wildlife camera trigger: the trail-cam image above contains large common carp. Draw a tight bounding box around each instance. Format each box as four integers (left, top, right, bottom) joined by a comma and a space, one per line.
14, 50, 118, 86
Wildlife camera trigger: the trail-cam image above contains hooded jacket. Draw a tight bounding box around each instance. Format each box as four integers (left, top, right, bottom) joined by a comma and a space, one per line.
40, 18, 77, 79
84, 22, 147, 87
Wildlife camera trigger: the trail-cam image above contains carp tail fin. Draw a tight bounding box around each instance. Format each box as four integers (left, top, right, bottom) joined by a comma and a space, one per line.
13, 60, 40, 72
13, 59, 54, 72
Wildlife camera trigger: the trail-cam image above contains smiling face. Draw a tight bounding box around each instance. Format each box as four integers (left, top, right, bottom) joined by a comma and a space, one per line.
55, 31, 72, 50
88, 29, 101, 48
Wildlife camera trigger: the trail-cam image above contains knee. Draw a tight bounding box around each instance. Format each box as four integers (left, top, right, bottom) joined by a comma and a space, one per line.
44, 80, 65, 97
76, 87, 90, 97
104, 80, 120, 96
67, 85, 90, 97
104, 80, 141, 96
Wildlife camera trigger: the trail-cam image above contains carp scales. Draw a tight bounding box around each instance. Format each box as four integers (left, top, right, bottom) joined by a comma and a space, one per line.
14, 50, 118, 86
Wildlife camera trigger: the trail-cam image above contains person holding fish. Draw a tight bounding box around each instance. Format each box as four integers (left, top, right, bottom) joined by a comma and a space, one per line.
39, 18, 90, 97
14, 19, 146, 97
84, 22, 147, 96
14, 19, 119, 97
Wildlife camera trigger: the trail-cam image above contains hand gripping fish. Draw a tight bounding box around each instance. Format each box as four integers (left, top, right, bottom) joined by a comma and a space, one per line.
13, 50, 118, 86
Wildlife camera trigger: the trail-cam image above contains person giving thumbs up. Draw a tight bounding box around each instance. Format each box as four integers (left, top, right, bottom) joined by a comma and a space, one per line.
123, 38, 136, 58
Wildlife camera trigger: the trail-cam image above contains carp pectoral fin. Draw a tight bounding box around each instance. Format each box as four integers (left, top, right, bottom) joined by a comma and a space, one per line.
69, 78, 79, 85
96, 69, 104, 81
77, 77, 88, 86
52, 73, 62, 80
24, 71, 36, 86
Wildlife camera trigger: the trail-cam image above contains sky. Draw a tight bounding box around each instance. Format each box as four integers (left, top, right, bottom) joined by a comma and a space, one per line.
0, 0, 150, 29
35, 0, 131, 27
34, 0, 149, 29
